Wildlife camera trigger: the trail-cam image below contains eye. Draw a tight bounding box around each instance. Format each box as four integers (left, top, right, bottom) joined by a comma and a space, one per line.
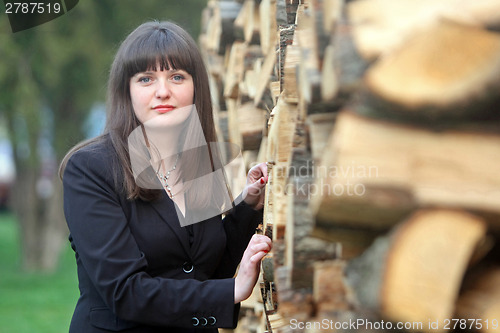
138, 76, 152, 84
172, 74, 185, 82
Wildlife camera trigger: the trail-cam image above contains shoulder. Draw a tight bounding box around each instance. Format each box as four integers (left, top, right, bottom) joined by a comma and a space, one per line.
70, 136, 112, 161
64, 135, 117, 183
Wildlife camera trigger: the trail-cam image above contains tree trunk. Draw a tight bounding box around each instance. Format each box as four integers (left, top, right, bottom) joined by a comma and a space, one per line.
12, 166, 68, 272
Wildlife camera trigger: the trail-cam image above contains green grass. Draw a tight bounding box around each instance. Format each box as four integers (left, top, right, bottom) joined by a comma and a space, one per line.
0, 212, 78, 333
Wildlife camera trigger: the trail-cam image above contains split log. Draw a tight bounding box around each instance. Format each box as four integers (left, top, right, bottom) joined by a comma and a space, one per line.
208, 0, 243, 55
256, 136, 267, 168
215, 110, 229, 144
442, 0, 500, 31
456, 266, 500, 333
239, 45, 264, 99
321, 17, 368, 105
308, 0, 337, 61
285, 148, 340, 289
322, 0, 343, 34
262, 160, 274, 243
205, 53, 225, 96
242, 68, 257, 99
225, 99, 240, 147
224, 42, 247, 99
267, 98, 298, 165
347, 0, 500, 60
232, 0, 246, 41
310, 224, 385, 260
227, 101, 266, 151
262, 107, 274, 238
243, 45, 265, 71
305, 112, 336, 163
313, 260, 354, 314
283, 0, 300, 25
278, 24, 295, 95
201, 1, 218, 53
261, 259, 278, 323
271, 167, 287, 242
303, 114, 384, 260
382, 210, 487, 330
320, 44, 338, 102
282, 45, 301, 104
295, 4, 322, 106
273, 265, 315, 325
243, 150, 259, 171
259, 0, 278, 55
346, 209, 487, 331
267, 99, 299, 240
266, 312, 288, 332
234, 0, 261, 44
304, 113, 372, 256
275, 0, 287, 26
253, 41, 277, 109
310, 111, 500, 231
362, 19, 500, 123
270, 81, 280, 106
200, 2, 213, 36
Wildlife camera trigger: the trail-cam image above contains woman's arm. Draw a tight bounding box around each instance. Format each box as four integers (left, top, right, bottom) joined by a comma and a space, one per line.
234, 234, 272, 303
242, 162, 268, 210
212, 162, 268, 278
212, 162, 272, 296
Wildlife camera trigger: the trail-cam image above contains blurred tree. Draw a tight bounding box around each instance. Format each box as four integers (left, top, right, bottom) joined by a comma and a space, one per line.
0, 0, 208, 271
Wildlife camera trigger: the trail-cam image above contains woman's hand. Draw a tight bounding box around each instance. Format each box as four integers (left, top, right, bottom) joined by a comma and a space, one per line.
242, 162, 268, 210
234, 234, 272, 304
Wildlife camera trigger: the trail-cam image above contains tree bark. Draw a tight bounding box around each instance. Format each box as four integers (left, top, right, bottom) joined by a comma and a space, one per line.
12, 167, 68, 272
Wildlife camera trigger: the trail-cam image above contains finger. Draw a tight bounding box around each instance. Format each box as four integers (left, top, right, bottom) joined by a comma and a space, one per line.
249, 250, 268, 264
250, 243, 271, 255
248, 162, 268, 182
250, 236, 272, 251
250, 234, 272, 245
248, 177, 267, 194
256, 162, 268, 181
261, 162, 268, 180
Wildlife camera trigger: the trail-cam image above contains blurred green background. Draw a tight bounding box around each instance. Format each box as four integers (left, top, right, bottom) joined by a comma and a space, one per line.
0, 212, 77, 332
0, 1, 208, 331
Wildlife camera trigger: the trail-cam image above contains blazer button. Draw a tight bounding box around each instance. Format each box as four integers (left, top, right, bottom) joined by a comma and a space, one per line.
200, 317, 208, 326
183, 261, 194, 273
191, 317, 199, 326
208, 316, 216, 326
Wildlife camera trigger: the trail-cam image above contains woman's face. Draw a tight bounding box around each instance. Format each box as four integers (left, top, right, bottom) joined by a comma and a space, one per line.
129, 66, 194, 124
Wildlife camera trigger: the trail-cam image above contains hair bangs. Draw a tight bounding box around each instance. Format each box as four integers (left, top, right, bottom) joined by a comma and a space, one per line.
124, 27, 195, 79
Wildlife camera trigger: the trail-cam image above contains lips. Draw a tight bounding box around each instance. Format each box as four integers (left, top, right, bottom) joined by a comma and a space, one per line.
153, 105, 175, 113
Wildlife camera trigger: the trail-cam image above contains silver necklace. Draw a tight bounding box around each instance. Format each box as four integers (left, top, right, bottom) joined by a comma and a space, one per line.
156, 154, 179, 198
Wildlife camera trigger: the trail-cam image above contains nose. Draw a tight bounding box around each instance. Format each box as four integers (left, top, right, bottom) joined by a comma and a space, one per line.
155, 80, 171, 99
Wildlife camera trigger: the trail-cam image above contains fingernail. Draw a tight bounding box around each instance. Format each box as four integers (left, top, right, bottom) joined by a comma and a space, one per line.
260, 178, 265, 184
264, 250, 269, 253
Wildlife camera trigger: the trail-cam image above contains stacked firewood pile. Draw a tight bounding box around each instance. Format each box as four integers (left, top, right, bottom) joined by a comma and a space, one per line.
199, 0, 500, 332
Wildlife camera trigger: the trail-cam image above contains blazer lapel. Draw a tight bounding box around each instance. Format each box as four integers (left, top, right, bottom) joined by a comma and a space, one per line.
150, 191, 191, 256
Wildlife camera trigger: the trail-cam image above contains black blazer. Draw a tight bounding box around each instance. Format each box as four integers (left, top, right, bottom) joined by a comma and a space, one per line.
63, 137, 261, 332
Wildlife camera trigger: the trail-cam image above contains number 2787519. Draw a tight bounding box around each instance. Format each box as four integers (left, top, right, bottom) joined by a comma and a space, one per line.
5, 2, 61, 14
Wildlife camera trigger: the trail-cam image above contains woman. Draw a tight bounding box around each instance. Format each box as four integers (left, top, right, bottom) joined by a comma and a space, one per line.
60, 21, 271, 332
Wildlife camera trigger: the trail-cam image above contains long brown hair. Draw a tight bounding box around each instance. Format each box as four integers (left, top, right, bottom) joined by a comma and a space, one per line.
59, 21, 217, 201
